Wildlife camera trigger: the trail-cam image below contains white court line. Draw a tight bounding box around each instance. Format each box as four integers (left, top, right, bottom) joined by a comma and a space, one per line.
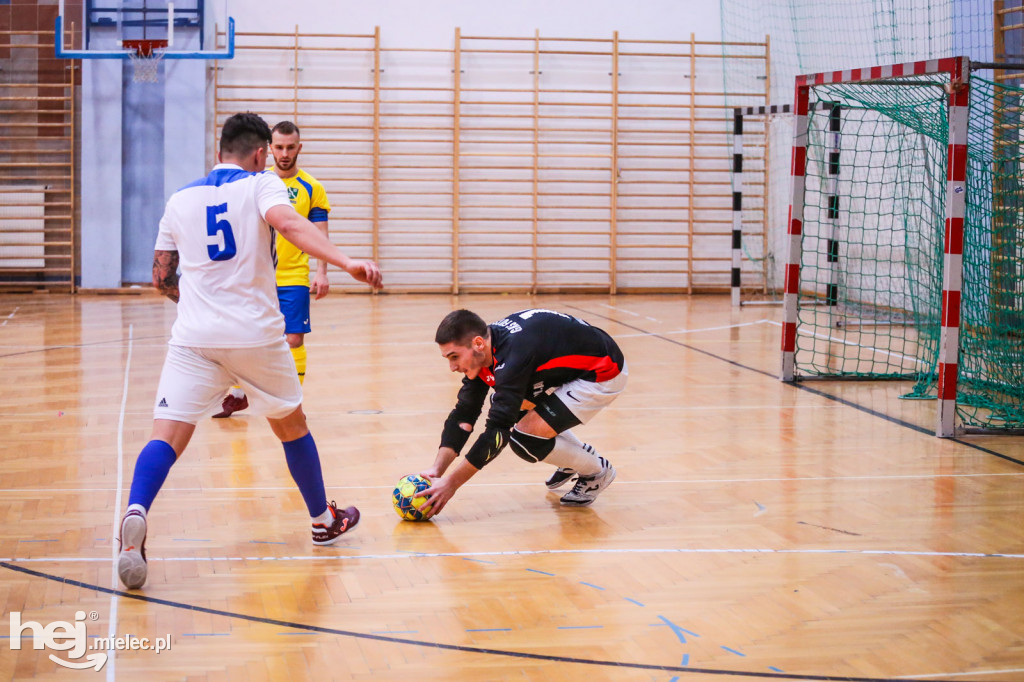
598, 303, 661, 322
1, 471, 1022, 495
0, 339, 434, 352
615, 319, 780, 338
0, 403, 848, 418
0, 466, 1019, 493
1, 319, 781, 350
600, 303, 642, 316
797, 326, 921, 364
107, 323, 133, 681
5, 546, 1024, 564
0, 306, 19, 327
597, 311, 923, 367
896, 668, 1024, 679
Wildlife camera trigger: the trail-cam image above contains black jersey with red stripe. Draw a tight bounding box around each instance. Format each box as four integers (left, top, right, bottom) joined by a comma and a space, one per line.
448, 309, 624, 437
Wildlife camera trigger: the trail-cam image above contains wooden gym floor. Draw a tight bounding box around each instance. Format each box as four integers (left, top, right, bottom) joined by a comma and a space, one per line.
1, 292, 1022, 681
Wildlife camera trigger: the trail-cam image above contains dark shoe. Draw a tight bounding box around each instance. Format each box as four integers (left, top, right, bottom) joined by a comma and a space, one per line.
312, 502, 360, 545
212, 394, 248, 418
545, 467, 576, 490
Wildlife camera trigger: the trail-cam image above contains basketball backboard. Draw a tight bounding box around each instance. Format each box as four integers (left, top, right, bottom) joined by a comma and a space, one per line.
54, 0, 234, 60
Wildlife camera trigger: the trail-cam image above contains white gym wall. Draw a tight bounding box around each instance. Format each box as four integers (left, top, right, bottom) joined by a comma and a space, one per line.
80, 1, 724, 289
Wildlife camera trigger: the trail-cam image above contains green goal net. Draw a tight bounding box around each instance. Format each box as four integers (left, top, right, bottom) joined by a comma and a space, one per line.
720, 0, 1004, 305
791, 72, 1024, 432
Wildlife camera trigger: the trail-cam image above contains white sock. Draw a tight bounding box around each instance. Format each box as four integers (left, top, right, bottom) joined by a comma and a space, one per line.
312, 506, 334, 525
229, 386, 245, 399
545, 430, 602, 477
125, 503, 147, 519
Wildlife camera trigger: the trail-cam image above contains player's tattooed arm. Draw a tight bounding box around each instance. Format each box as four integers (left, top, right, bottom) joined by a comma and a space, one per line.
152, 250, 180, 302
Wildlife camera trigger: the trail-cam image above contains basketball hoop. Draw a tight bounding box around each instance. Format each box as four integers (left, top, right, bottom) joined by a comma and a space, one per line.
123, 39, 167, 83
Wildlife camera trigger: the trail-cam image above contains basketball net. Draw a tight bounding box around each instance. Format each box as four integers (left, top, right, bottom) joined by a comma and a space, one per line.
124, 40, 166, 84
129, 52, 163, 83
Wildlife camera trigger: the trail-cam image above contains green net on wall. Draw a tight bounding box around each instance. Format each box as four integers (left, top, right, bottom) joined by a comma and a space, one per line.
793, 75, 1024, 431
720, 1, 996, 109
721, 0, 1002, 301
959, 78, 1024, 429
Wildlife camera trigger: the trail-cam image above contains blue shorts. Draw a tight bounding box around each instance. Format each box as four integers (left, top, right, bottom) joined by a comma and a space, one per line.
277, 285, 312, 335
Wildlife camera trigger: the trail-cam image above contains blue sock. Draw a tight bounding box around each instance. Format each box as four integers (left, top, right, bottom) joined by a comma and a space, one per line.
127, 440, 177, 511
283, 432, 328, 518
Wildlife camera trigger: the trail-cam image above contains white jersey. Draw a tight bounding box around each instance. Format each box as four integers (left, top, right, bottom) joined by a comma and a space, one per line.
155, 163, 292, 348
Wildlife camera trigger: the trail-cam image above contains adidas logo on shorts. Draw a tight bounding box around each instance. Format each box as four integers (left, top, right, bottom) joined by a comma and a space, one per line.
158, 398, 168, 407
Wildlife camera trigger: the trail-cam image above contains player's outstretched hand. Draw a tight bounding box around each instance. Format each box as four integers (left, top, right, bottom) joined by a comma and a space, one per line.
416, 476, 456, 519
346, 260, 383, 290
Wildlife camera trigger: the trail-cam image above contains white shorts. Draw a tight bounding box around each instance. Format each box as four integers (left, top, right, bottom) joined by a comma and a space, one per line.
534, 362, 628, 430
153, 340, 303, 423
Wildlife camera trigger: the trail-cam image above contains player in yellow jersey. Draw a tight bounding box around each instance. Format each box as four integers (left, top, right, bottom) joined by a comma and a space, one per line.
214, 121, 331, 417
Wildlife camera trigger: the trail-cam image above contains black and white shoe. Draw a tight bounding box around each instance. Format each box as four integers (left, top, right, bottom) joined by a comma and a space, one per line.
560, 457, 616, 507
545, 467, 576, 490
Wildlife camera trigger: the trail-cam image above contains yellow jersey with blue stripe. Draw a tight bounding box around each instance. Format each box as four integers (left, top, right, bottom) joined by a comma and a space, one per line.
273, 168, 331, 287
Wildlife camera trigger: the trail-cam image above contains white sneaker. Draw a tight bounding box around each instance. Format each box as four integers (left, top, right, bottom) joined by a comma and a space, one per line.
117, 509, 148, 589
560, 457, 616, 507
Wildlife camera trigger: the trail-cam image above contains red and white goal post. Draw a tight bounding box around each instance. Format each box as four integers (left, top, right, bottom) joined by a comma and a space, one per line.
779, 57, 970, 438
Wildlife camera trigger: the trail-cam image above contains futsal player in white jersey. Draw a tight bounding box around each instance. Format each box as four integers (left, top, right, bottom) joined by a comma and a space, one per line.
116, 112, 383, 590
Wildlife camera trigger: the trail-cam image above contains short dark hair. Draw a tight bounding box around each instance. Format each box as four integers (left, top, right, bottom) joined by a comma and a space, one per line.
219, 113, 272, 157
435, 309, 488, 346
272, 120, 300, 137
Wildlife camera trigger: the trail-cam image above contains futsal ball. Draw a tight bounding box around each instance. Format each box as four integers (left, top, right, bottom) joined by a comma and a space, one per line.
392, 474, 432, 521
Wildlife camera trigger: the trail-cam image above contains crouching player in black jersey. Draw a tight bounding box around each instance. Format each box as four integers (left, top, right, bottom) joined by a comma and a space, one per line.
417, 308, 627, 517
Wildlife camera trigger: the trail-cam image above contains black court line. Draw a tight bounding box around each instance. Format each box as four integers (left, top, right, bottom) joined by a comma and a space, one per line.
0, 334, 168, 359
567, 304, 1024, 469
0, 561, 964, 682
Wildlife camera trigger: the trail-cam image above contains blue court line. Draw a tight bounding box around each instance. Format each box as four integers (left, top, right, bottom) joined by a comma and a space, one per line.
722, 646, 746, 657
682, 653, 690, 666
656, 615, 700, 643
2, 561, 961, 682
579, 581, 605, 590
21, 539, 56, 543
250, 540, 288, 545
526, 568, 555, 576
461, 557, 497, 564
466, 628, 512, 632
770, 667, 785, 673
624, 597, 645, 607
182, 632, 230, 637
